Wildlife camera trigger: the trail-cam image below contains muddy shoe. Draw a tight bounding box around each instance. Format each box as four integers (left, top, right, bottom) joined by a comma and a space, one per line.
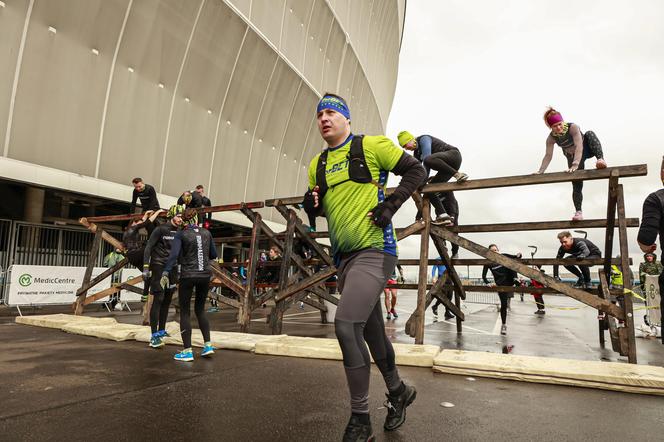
431, 213, 452, 225
343, 414, 374, 442
384, 383, 417, 431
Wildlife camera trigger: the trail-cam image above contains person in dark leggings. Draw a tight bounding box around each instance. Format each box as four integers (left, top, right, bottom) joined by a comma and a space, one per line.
483, 244, 521, 335
536, 108, 607, 221
303, 93, 425, 441
440, 191, 459, 258
162, 208, 217, 362
398, 131, 468, 225
142, 205, 183, 349
124, 209, 164, 302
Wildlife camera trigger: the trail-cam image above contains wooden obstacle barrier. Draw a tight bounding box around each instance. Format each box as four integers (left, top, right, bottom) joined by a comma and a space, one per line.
76, 164, 646, 363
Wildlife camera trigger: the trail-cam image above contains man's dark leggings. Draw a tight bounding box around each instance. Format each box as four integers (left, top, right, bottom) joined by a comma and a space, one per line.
570, 131, 604, 211
178, 277, 211, 348
127, 248, 149, 299
563, 254, 599, 283
149, 264, 175, 334
334, 249, 401, 415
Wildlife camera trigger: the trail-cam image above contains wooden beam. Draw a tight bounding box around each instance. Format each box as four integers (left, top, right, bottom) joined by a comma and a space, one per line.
431, 291, 465, 321
397, 220, 425, 241
84, 201, 265, 223
76, 257, 127, 296
210, 263, 245, 298
603, 172, 620, 276
274, 205, 334, 268
617, 184, 637, 364
429, 231, 467, 301
275, 268, 337, 302
396, 258, 631, 266
75, 229, 103, 314
209, 291, 242, 309
79, 218, 125, 252
405, 273, 452, 338
239, 211, 261, 332
271, 209, 297, 334
450, 218, 639, 233
82, 275, 142, 305
448, 285, 622, 295
430, 226, 625, 319
421, 164, 647, 193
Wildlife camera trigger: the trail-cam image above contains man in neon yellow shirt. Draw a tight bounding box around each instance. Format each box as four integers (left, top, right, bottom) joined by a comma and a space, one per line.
303, 93, 425, 441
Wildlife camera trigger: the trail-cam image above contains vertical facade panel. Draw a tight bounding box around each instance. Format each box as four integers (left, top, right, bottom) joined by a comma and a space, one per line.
280, 0, 314, 72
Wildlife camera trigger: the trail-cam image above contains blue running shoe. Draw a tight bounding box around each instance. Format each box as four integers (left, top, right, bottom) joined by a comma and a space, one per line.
201, 343, 215, 357
156, 330, 170, 338
149, 334, 164, 349
174, 349, 194, 362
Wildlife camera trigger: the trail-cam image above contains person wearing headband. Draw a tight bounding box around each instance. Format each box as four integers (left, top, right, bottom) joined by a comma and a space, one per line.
397, 130, 468, 225
303, 93, 425, 441
536, 107, 608, 221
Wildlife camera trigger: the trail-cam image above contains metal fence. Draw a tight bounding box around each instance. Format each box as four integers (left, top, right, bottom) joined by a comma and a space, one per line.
0, 221, 129, 302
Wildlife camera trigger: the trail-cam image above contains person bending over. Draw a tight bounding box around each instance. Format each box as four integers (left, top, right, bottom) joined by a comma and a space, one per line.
553, 231, 601, 289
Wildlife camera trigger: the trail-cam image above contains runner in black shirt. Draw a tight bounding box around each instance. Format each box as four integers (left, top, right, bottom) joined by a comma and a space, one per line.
123, 209, 164, 301
142, 205, 183, 348
195, 185, 212, 222
553, 231, 601, 288
177, 190, 203, 209
482, 244, 521, 335
130, 178, 160, 212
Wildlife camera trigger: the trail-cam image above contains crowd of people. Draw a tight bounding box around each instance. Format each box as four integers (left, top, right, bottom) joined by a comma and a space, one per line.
115, 92, 663, 442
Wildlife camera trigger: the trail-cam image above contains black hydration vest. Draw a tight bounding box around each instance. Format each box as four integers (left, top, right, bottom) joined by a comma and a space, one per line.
315, 135, 373, 199
178, 227, 213, 279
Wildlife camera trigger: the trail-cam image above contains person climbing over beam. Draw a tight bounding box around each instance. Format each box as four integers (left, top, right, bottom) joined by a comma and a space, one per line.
535, 107, 607, 221
397, 131, 468, 225
482, 244, 522, 335
142, 205, 183, 349
130, 178, 161, 213
303, 93, 426, 441
161, 208, 217, 362
553, 231, 602, 289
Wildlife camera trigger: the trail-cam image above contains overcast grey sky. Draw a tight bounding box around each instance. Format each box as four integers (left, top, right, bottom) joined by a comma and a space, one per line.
385, 0, 664, 277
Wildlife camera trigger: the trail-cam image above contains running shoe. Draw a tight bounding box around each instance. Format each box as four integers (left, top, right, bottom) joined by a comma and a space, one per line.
149, 334, 164, 349
431, 305, 439, 316
535, 310, 546, 315
596, 158, 607, 169
342, 415, 374, 442
201, 343, 215, 358
386, 312, 392, 320
455, 172, 469, 182
431, 213, 452, 226
174, 348, 194, 362
572, 210, 583, 221
444, 312, 455, 320
383, 383, 417, 431
500, 324, 507, 335
391, 309, 399, 319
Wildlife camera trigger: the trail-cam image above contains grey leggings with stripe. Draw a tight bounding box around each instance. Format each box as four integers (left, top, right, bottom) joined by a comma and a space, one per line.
335, 249, 401, 414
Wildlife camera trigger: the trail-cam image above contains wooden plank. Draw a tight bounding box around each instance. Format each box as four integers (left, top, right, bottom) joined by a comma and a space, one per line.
617, 184, 637, 364
451, 218, 639, 233
271, 209, 297, 334
415, 197, 431, 344
603, 172, 620, 276
239, 211, 261, 332
84, 201, 265, 223
79, 219, 125, 252
82, 275, 142, 305
275, 268, 337, 302
397, 220, 425, 241
76, 258, 128, 296
429, 231, 467, 301
455, 285, 623, 296
431, 291, 465, 320
396, 258, 630, 266
421, 164, 647, 193
430, 226, 625, 319
210, 264, 245, 298
405, 272, 451, 338
75, 229, 103, 314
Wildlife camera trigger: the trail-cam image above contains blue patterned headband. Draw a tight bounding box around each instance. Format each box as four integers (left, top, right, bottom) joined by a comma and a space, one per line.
316, 95, 350, 120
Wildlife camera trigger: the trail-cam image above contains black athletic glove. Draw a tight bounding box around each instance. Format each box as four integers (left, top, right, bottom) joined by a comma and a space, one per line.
302, 186, 321, 216
368, 197, 398, 228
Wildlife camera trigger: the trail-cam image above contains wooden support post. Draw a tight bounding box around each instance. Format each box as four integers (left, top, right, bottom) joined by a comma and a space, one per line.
76, 257, 128, 296
415, 197, 431, 344
271, 209, 296, 334
617, 184, 637, 364
240, 212, 261, 332
599, 269, 621, 353
603, 172, 620, 276
74, 229, 102, 315
79, 218, 125, 252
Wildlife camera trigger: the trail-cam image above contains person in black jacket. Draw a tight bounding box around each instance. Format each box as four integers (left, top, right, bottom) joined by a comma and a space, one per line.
123, 209, 164, 302
142, 205, 183, 348
195, 184, 212, 222
177, 190, 203, 209
637, 155, 664, 344
130, 178, 160, 213
553, 231, 601, 288
162, 208, 218, 362
483, 244, 522, 335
